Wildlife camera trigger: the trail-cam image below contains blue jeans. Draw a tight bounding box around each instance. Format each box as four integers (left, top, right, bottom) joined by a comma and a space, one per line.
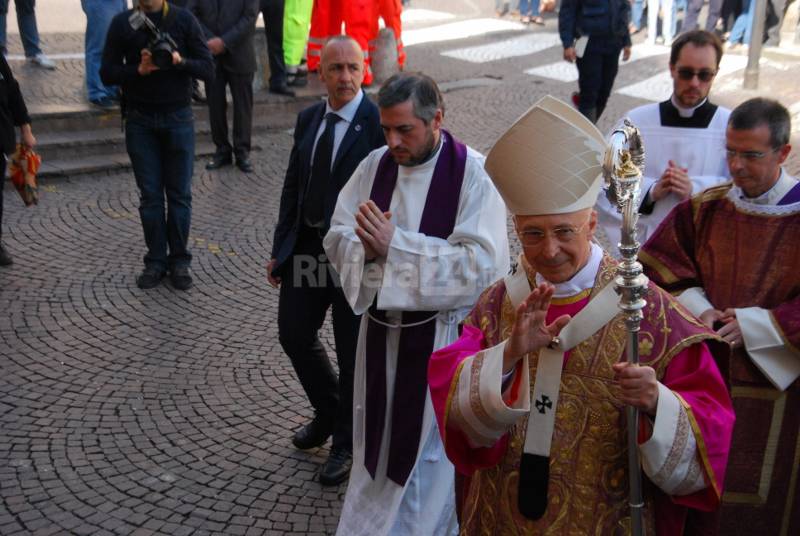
632, 0, 645, 30
125, 107, 195, 272
729, 0, 753, 44
81, 0, 126, 100
0, 0, 42, 57
519, 0, 541, 17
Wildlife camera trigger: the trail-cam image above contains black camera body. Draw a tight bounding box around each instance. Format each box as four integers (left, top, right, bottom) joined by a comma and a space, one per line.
129, 9, 179, 70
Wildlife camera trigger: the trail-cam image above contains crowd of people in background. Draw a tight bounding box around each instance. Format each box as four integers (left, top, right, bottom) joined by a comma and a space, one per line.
499, 0, 800, 48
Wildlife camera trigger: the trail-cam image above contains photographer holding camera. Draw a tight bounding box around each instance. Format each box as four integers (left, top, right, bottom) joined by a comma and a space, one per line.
100, 0, 214, 291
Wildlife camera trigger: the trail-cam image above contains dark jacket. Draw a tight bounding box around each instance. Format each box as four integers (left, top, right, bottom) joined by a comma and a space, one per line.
0, 55, 29, 155
271, 95, 385, 274
190, 0, 259, 74
559, 0, 632, 49
100, 5, 214, 113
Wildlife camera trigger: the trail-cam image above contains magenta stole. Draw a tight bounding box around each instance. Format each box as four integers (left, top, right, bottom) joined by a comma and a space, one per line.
364, 130, 467, 486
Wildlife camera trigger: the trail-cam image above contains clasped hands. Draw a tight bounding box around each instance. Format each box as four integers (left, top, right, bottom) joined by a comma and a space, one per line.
699, 308, 742, 348
355, 200, 394, 261
503, 282, 659, 415
651, 160, 692, 201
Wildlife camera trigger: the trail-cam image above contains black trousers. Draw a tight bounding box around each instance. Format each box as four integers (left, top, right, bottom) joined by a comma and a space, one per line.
206, 61, 254, 160
576, 36, 622, 124
0, 157, 5, 239
277, 227, 360, 452
260, 0, 287, 89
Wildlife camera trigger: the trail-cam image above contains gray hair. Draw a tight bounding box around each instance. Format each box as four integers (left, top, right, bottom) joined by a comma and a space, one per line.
377, 72, 444, 124
729, 98, 791, 148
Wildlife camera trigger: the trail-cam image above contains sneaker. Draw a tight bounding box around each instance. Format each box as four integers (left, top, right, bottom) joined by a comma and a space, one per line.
28, 53, 56, 70
169, 266, 193, 291
136, 267, 165, 289
0, 244, 12, 266
90, 97, 116, 110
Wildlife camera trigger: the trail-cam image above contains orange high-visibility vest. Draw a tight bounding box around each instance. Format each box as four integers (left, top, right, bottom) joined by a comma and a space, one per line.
307, 0, 375, 85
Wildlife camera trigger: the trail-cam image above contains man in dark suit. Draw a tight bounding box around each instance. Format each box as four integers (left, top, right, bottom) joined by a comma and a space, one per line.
191, 0, 258, 173
267, 35, 384, 486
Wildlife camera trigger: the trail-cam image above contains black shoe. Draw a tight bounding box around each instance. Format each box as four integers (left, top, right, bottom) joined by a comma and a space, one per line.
319, 447, 352, 486
136, 267, 165, 289
206, 153, 232, 170
269, 84, 296, 97
287, 75, 308, 87
0, 244, 12, 266
170, 266, 193, 291
292, 416, 333, 450
236, 156, 254, 173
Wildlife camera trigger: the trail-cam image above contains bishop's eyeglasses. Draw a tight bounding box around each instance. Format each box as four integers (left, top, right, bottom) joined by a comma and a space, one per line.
518, 220, 591, 247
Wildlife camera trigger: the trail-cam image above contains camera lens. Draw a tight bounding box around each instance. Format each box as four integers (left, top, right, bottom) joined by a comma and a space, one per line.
151, 40, 174, 70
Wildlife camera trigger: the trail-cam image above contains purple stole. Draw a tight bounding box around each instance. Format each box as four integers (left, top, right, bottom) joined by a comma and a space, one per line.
778, 181, 800, 205
364, 129, 467, 486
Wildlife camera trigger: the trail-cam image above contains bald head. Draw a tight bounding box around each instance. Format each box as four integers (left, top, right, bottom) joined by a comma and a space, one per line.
320, 36, 365, 110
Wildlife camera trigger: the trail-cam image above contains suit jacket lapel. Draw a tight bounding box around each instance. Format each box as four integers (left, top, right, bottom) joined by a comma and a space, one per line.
331, 98, 370, 174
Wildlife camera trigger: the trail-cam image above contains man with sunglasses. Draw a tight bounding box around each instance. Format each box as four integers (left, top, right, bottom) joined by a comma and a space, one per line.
428, 96, 733, 534
595, 30, 731, 253
641, 97, 800, 534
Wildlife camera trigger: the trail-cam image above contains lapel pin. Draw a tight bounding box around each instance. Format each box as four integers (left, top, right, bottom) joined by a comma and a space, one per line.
355, 124, 362, 132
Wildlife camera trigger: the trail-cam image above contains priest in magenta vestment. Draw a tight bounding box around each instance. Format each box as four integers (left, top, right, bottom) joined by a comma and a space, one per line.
428, 96, 735, 535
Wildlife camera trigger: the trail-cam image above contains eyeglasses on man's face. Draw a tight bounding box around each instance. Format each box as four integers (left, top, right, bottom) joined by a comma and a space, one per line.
724, 147, 780, 162
518, 220, 590, 247
675, 68, 717, 82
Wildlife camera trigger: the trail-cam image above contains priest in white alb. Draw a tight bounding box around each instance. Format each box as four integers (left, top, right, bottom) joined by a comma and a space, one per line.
595, 30, 730, 252
428, 96, 735, 535
323, 72, 510, 535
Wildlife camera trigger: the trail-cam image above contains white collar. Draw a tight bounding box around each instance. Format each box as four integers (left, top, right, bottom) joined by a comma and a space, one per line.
325, 89, 364, 123
671, 94, 707, 118
535, 243, 603, 298
738, 168, 798, 205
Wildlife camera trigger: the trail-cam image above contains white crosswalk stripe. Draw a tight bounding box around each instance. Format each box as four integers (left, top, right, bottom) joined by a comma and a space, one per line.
525, 42, 668, 82
400, 8, 457, 24
404, 18, 524, 47
442, 33, 561, 63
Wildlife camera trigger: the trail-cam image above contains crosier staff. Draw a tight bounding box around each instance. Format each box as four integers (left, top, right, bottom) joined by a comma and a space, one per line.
602, 119, 647, 536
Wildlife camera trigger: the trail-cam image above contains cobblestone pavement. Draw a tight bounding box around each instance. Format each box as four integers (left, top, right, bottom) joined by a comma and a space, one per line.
3, 2, 800, 535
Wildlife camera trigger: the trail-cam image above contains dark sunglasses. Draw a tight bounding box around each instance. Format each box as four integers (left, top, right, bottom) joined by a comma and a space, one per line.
676, 68, 717, 82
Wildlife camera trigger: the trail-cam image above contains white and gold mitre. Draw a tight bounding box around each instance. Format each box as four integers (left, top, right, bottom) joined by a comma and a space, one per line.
485, 95, 606, 216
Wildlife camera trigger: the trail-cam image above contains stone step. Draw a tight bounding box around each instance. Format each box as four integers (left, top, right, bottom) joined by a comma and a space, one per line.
35, 119, 282, 162
30, 92, 312, 134
31, 91, 322, 178
38, 140, 224, 179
